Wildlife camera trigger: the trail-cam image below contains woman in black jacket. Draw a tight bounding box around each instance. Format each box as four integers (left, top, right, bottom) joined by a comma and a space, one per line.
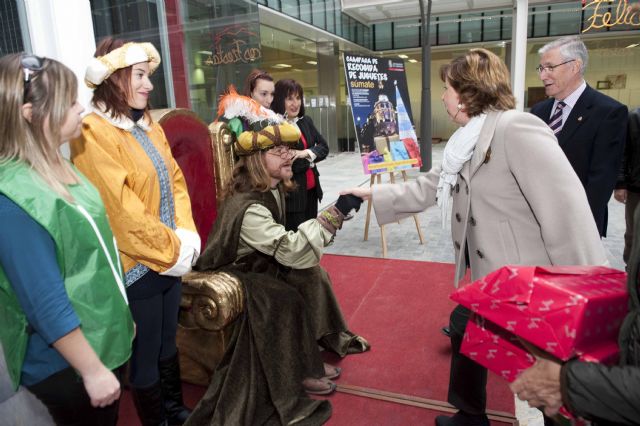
272, 79, 329, 231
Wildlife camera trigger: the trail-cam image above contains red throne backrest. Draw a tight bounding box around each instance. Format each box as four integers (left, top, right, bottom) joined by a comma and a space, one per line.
150, 109, 217, 252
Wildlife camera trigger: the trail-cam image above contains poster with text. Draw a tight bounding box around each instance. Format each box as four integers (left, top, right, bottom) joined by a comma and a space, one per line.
343, 53, 421, 175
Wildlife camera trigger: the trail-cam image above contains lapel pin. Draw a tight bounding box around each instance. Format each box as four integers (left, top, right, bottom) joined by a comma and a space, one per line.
577, 116, 583, 122
483, 147, 492, 164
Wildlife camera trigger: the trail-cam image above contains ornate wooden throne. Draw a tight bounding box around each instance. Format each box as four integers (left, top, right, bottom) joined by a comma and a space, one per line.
151, 109, 244, 386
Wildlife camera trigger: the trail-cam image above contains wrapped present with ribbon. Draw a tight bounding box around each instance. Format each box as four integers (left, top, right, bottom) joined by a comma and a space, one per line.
461, 314, 536, 382
461, 312, 615, 425
461, 313, 622, 384
451, 265, 628, 362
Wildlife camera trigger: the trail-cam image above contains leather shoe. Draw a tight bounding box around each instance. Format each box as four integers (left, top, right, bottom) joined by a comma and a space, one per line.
435, 412, 489, 426
303, 377, 337, 395
441, 326, 451, 337
323, 363, 342, 380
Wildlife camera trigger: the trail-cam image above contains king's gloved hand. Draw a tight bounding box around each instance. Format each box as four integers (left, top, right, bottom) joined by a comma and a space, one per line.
335, 194, 363, 216
317, 206, 345, 235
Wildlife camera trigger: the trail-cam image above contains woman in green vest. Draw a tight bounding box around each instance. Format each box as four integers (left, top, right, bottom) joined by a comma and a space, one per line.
0, 54, 134, 425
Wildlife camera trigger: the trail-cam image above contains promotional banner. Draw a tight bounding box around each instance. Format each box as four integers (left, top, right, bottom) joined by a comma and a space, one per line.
343, 53, 421, 174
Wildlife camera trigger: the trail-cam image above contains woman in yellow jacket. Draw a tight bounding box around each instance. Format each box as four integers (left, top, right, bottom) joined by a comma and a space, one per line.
71, 38, 200, 426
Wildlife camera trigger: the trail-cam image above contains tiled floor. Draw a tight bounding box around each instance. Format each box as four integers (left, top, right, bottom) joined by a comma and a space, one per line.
318, 143, 626, 271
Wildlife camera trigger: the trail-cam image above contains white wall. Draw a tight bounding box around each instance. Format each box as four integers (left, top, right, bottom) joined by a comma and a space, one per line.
23, 0, 96, 109
23, 0, 97, 158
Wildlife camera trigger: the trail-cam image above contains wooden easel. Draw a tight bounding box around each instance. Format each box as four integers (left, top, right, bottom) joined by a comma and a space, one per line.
363, 170, 425, 257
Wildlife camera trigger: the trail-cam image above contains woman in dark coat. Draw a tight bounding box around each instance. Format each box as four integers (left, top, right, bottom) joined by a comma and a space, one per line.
272, 79, 329, 231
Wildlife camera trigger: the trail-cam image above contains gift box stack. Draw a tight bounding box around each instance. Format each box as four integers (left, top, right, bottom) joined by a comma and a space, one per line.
450, 266, 628, 383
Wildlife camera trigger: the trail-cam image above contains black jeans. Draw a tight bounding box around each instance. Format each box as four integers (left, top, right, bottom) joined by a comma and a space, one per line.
27, 366, 123, 426
126, 270, 182, 387
447, 304, 488, 415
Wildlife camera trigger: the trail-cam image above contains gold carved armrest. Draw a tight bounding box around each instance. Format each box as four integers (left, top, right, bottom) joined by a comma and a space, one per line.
177, 270, 244, 385
179, 270, 244, 331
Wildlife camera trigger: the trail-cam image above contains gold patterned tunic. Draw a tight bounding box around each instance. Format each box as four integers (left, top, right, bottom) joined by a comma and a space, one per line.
70, 109, 197, 285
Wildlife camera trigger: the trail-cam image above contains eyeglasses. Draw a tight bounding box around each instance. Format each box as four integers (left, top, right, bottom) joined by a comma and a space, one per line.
535, 59, 575, 74
21, 54, 45, 101
266, 147, 294, 159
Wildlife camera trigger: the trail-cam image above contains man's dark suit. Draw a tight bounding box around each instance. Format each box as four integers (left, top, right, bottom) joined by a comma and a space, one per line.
531, 85, 627, 236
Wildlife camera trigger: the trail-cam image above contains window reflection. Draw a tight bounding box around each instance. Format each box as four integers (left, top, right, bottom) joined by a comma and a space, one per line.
180, 0, 261, 121
0, 0, 24, 55
90, 0, 168, 109
438, 15, 459, 45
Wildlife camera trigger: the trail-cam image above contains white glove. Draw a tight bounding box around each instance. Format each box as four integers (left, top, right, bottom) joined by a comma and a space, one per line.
160, 228, 201, 277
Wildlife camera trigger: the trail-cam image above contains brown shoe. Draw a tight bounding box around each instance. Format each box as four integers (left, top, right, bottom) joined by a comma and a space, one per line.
303, 377, 336, 395
323, 363, 342, 380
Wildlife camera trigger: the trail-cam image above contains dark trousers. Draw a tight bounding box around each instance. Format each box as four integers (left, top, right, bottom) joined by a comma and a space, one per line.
286, 189, 319, 231
27, 366, 123, 426
126, 270, 181, 387
447, 304, 487, 415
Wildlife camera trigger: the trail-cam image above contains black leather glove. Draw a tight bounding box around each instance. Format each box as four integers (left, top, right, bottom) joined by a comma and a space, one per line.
335, 194, 363, 216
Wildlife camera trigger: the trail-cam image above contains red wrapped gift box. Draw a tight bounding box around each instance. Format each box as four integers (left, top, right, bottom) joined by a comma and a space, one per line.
451, 266, 628, 361
461, 314, 621, 384
461, 314, 615, 424
461, 314, 535, 382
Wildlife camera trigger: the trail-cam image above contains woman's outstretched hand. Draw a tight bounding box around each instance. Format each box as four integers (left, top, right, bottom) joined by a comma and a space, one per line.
340, 187, 372, 201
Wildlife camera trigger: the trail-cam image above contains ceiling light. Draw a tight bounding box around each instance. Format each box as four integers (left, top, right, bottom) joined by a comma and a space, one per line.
272, 63, 292, 69
306, 60, 317, 65
408, 59, 418, 63
626, 43, 639, 48
398, 54, 409, 59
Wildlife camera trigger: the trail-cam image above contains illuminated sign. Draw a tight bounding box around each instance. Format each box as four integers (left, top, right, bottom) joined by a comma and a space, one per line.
205, 39, 261, 66
582, 0, 640, 32
205, 25, 262, 66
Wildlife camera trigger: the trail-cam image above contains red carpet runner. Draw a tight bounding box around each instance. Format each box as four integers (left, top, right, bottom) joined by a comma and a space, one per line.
318, 254, 515, 425
118, 254, 515, 425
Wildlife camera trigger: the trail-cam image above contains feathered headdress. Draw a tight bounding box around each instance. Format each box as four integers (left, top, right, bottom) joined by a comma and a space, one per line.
216, 86, 301, 155
216, 86, 282, 126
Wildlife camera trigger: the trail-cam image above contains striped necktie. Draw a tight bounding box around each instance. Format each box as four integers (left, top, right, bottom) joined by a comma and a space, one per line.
549, 101, 566, 135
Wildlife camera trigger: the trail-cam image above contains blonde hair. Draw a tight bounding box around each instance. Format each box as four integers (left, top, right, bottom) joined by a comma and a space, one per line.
440, 48, 515, 117
222, 150, 294, 199
0, 54, 79, 200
